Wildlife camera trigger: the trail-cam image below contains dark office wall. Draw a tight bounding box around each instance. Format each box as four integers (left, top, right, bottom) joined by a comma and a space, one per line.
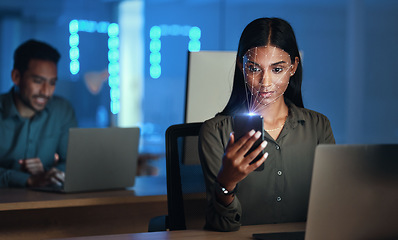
358, 2, 398, 143
143, 0, 398, 145
143, 1, 347, 143
0, 0, 397, 147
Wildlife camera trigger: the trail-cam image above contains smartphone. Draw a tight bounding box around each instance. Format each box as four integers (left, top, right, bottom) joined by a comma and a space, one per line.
233, 114, 264, 171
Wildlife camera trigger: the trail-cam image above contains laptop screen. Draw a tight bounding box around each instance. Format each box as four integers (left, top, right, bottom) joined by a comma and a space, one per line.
63, 127, 140, 193
305, 144, 398, 240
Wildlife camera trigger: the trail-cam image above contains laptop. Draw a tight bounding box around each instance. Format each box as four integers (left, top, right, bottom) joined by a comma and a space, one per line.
253, 144, 398, 240
34, 127, 140, 193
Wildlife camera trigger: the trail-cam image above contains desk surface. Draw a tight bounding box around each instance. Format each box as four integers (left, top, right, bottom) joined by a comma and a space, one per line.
0, 178, 304, 240
0, 176, 168, 211
54, 222, 306, 240
0, 176, 173, 240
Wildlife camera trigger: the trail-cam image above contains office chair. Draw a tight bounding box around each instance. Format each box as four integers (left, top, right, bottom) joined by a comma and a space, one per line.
148, 122, 206, 232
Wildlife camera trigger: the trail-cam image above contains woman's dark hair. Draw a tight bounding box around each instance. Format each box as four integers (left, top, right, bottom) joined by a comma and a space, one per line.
13, 39, 60, 77
221, 17, 303, 115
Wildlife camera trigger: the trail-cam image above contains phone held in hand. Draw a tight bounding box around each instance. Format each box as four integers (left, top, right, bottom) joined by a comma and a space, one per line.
233, 114, 265, 171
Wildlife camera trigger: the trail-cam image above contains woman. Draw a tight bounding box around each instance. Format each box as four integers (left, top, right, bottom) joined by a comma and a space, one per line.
198, 17, 335, 232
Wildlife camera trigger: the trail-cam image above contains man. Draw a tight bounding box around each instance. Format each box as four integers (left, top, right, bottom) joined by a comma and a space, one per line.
0, 39, 77, 188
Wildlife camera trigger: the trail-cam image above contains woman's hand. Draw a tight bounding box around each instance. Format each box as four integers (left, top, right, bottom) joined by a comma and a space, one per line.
215, 130, 268, 205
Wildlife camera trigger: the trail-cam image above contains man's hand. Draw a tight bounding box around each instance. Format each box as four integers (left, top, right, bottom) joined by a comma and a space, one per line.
26, 168, 65, 188
19, 158, 44, 175
137, 153, 162, 176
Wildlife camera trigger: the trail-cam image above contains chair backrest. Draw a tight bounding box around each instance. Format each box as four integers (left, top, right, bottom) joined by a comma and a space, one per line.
166, 122, 206, 231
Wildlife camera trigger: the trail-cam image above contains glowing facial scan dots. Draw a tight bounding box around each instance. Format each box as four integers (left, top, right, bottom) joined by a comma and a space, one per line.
242, 46, 293, 114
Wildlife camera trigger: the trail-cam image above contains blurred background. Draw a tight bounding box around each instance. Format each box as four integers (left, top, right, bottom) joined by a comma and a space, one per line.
0, 0, 397, 177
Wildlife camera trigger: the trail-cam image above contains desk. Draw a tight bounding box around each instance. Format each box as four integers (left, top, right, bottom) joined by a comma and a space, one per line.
53, 222, 306, 240
0, 176, 205, 240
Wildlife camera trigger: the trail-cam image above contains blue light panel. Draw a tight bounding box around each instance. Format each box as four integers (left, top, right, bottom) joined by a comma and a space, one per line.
69, 19, 120, 115
149, 24, 201, 79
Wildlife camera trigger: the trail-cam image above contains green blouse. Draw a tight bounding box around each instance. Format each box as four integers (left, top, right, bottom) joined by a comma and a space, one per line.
198, 101, 335, 231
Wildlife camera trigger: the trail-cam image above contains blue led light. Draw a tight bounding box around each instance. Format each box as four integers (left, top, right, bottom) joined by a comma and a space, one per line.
149, 24, 201, 79
69, 47, 79, 60
108, 37, 119, 49
150, 26, 161, 39
78, 20, 86, 31
188, 40, 201, 52
69, 20, 79, 34
108, 62, 120, 75
111, 101, 120, 115
69, 19, 120, 115
189, 26, 201, 40
79, 20, 97, 33
149, 39, 161, 52
170, 24, 180, 36
70, 60, 80, 75
108, 75, 119, 88
108, 49, 119, 63
107, 23, 120, 114
110, 87, 120, 100
69, 34, 79, 47
149, 52, 161, 65
97, 21, 109, 33
108, 23, 119, 37
149, 26, 161, 79
150, 64, 161, 79
181, 25, 192, 36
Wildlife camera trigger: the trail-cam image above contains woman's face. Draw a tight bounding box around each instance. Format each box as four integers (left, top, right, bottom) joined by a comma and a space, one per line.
242, 45, 297, 112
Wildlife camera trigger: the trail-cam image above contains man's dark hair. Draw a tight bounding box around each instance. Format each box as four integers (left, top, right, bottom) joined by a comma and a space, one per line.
13, 39, 61, 76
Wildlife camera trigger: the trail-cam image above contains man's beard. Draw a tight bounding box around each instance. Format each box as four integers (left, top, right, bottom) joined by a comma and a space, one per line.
15, 87, 50, 113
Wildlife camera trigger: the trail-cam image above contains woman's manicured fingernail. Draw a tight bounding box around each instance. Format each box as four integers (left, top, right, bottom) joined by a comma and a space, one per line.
254, 131, 261, 138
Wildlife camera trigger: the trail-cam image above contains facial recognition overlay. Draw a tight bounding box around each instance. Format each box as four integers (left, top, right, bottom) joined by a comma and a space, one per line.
243, 46, 295, 115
